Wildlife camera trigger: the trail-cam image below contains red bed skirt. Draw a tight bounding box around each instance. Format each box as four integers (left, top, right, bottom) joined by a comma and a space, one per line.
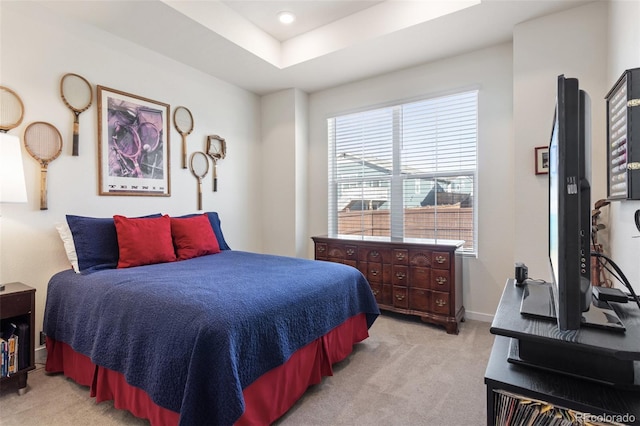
45, 313, 369, 426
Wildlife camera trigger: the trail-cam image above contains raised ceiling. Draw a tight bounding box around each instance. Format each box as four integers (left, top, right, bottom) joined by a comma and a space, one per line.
37, 0, 593, 95
222, 0, 385, 42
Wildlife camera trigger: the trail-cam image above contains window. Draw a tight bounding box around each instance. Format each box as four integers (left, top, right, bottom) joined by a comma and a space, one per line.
328, 90, 477, 253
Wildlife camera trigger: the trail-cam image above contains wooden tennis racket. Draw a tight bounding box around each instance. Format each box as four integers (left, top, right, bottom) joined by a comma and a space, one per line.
173, 106, 194, 169
0, 86, 25, 133
206, 135, 226, 192
60, 73, 93, 156
189, 151, 209, 211
23, 122, 63, 210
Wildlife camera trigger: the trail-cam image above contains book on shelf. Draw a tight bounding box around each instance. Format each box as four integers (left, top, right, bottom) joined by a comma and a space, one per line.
0, 325, 19, 378
493, 389, 626, 426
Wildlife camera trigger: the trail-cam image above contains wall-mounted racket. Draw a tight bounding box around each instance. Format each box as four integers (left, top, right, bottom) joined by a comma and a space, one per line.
23, 122, 63, 210
0, 86, 25, 133
60, 73, 93, 156
173, 106, 194, 169
206, 135, 226, 192
190, 151, 209, 211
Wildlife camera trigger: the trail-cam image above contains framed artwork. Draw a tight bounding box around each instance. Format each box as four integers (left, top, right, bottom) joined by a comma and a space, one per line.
535, 146, 549, 175
97, 85, 170, 196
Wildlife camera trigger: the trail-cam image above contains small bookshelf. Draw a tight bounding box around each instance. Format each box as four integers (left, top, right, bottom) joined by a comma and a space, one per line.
0, 282, 35, 395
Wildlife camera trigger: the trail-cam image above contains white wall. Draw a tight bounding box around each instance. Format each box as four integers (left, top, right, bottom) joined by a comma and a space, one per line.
260, 88, 309, 257
607, 0, 640, 293
512, 1, 609, 281
307, 43, 515, 321
261, 90, 297, 256
294, 89, 309, 258
0, 2, 262, 344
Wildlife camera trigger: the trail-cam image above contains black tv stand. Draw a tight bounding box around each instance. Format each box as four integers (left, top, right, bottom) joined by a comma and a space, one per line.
520, 281, 626, 332
491, 279, 640, 389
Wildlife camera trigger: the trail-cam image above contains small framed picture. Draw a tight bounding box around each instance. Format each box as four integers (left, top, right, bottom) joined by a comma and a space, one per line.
97, 85, 170, 196
535, 146, 549, 175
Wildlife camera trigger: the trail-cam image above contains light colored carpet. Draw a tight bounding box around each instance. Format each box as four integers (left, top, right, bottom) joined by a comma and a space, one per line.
0, 313, 494, 426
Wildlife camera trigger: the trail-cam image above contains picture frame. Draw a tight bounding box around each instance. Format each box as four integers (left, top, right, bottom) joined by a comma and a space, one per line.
97, 85, 170, 196
535, 146, 549, 175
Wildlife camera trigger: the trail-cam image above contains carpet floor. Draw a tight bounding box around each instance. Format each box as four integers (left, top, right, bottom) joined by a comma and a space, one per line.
0, 313, 494, 425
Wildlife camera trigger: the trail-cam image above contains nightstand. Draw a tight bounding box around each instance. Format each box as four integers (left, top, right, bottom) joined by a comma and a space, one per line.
0, 282, 36, 395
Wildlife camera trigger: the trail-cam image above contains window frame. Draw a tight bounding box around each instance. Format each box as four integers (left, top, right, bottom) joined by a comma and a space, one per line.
328, 90, 478, 255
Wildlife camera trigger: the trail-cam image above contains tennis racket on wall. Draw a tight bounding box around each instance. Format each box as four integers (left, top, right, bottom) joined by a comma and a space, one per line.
190, 151, 209, 211
23, 122, 63, 210
0, 86, 25, 133
173, 106, 194, 169
206, 135, 226, 192
60, 73, 93, 156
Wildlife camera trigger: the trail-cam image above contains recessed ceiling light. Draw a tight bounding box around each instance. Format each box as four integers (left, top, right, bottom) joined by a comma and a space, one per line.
277, 11, 296, 25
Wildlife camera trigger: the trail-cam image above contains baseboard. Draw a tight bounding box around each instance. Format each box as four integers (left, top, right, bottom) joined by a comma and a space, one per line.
465, 310, 494, 323
35, 346, 47, 365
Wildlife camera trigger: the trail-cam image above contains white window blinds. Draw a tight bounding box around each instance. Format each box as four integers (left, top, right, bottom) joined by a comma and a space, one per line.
328, 90, 478, 253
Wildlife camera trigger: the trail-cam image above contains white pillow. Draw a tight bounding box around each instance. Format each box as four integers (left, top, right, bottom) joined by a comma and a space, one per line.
56, 221, 80, 273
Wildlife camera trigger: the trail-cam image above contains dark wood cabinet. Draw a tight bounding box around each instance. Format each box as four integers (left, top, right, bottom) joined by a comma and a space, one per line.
0, 282, 36, 395
312, 236, 464, 334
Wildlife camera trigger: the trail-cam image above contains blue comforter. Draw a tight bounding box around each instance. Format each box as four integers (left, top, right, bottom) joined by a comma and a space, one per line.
44, 251, 379, 425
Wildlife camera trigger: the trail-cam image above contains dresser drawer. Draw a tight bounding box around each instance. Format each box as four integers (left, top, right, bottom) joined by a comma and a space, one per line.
409, 249, 432, 267
326, 244, 347, 259
315, 243, 328, 259
393, 286, 408, 309
409, 267, 431, 290
343, 260, 357, 268
344, 245, 358, 261
370, 283, 383, 304
393, 249, 409, 265
431, 269, 451, 292
409, 288, 430, 311
392, 265, 408, 285
432, 291, 450, 315
432, 251, 450, 270
0, 293, 32, 320
371, 283, 393, 306
358, 247, 392, 263
366, 262, 384, 283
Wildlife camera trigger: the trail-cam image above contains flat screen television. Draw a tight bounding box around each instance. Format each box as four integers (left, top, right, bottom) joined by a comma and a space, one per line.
521, 74, 625, 332
548, 74, 592, 331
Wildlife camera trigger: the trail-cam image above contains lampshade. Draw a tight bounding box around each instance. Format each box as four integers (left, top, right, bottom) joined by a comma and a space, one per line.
0, 133, 28, 203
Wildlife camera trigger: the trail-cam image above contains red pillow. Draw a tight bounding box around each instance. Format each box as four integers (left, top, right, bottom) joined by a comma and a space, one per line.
170, 213, 221, 261
114, 215, 176, 268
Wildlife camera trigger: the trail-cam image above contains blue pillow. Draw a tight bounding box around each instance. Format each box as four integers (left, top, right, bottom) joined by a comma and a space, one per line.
66, 214, 161, 273
178, 212, 230, 251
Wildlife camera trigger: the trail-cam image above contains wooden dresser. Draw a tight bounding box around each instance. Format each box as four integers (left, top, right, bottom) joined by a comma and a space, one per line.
312, 235, 465, 334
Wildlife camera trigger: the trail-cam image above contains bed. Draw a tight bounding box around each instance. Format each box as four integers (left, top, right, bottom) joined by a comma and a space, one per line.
44, 213, 379, 425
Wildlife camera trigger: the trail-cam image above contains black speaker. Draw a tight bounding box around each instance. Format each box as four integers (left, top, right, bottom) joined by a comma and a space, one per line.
515, 262, 528, 286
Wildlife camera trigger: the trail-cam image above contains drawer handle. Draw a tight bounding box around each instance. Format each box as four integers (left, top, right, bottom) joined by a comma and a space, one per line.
395, 252, 405, 260
371, 250, 380, 258
370, 269, 379, 276
372, 289, 380, 296
346, 248, 355, 256
435, 299, 446, 307
435, 255, 446, 264
395, 294, 405, 301
395, 272, 405, 280
317, 246, 326, 253
436, 276, 447, 285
